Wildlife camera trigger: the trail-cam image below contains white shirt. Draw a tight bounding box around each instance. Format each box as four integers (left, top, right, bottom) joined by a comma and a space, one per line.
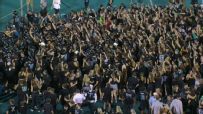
151, 100, 163, 114
53, 0, 61, 9
170, 99, 183, 114
149, 96, 157, 108
73, 93, 86, 104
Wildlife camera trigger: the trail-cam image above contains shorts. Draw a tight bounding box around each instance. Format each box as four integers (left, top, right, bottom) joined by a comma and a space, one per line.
110, 84, 118, 90
54, 8, 60, 14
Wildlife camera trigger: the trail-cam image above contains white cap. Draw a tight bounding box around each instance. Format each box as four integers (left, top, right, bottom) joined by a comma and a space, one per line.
7, 62, 11, 66
39, 42, 46, 46
75, 50, 79, 54
90, 84, 93, 90
113, 42, 118, 46
153, 92, 158, 96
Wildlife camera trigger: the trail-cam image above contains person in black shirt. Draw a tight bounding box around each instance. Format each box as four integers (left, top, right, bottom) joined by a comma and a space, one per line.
31, 86, 44, 112
27, 11, 34, 24
44, 87, 57, 112
139, 89, 149, 114
84, 0, 89, 8
6, 99, 17, 114
103, 84, 112, 113
16, 86, 28, 110
40, 0, 47, 17
85, 85, 97, 114
43, 98, 54, 114
18, 101, 28, 114
58, 83, 70, 105
124, 89, 135, 114
127, 73, 139, 93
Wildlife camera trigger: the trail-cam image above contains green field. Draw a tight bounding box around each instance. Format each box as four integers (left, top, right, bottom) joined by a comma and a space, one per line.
0, 0, 202, 31
0, 0, 169, 31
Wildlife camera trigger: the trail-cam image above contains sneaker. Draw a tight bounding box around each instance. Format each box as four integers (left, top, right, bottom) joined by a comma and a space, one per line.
30, 109, 34, 112
34, 106, 38, 110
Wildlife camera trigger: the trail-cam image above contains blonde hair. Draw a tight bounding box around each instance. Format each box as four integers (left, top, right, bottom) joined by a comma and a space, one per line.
94, 64, 101, 75
116, 106, 123, 114
97, 108, 104, 114
83, 74, 90, 83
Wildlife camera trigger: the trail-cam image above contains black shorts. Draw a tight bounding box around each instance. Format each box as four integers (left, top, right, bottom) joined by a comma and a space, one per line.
103, 96, 111, 103
54, 9, 60, 14
139, 100, 149, 110
40, 7, 47, 17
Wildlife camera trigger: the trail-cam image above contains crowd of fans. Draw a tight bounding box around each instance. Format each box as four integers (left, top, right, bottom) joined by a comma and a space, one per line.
0, 1, 203, 114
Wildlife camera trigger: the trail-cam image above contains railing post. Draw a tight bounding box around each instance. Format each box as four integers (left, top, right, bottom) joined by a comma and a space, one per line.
20, 0, 23, 16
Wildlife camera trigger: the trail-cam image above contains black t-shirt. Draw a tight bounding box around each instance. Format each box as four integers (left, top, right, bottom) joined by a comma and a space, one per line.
90, 75, 102, 87
60, 88, 69, 97
124, 91, 134, 104
6, 69, 16, 78
44, 92, 57, 106
86, 91, 96, 101
127, 76, 138, 89
43, 103, 53, 114
17, 90, 27, 103
34, 69, 42, 79
7, 105, 17, 114
59, 88, 69, 104
59, 72, 68, 84
77, 54, 84, 68
43, 73, 52, 86
36, 92, 45, 105
18, 103, 27, 114
95, 75, 103, 87
27, 13, 34, 23
139, 66, 149, 78
154, 77, 162, 88
103, 86, 112, 102
90, 75, 96, 85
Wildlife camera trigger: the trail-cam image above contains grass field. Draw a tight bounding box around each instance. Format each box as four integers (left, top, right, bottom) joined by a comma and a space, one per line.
1, 0, 202, 31
0, 0, 202, 31
0, 0, 169, 31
